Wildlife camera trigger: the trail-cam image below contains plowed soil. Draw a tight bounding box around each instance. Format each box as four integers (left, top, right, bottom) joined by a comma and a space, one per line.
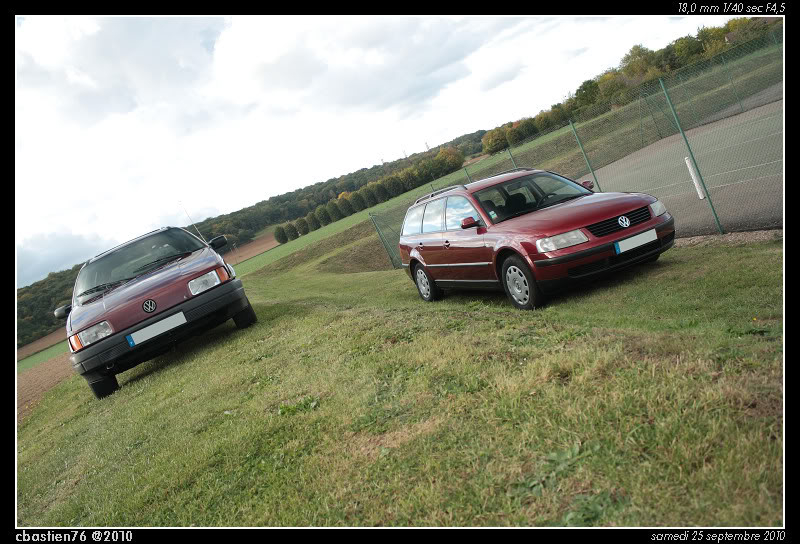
17, 352, 74, 425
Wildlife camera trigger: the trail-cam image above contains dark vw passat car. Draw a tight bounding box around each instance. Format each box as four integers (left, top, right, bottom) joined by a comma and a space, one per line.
54, 227, 257, 399
398, 168, 675, 309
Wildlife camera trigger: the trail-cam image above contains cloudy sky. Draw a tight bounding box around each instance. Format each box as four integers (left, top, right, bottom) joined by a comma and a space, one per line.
15, 14, 735, 287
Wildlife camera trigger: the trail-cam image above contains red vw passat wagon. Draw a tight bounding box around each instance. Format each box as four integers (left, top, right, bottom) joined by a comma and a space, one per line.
398, 168, 675, 309
54, 227, 257, 399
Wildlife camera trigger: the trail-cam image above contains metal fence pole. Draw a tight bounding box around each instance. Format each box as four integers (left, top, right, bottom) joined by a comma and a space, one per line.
659, 78, 724, 234
569, 120, 602, 192
507, 147, 518, 168
719, 53, 745, 114
464, 167, 473, 183
642, 93, 665, 139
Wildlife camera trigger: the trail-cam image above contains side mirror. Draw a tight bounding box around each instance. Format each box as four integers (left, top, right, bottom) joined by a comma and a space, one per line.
209, 235, 227, 250
581, 180, 595, 190
54, 305, 71, 320
461, 216, 479, 229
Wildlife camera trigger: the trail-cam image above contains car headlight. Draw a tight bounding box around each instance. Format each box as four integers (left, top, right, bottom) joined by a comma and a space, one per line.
650, 200, 667, 217
71, 321, 114, 351
535, 229, 589, 253
187, 267, 229, 296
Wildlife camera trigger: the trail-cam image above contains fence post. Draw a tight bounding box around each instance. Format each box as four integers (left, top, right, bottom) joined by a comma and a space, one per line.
642, 92, 665, 139
569, 120, 602, 192
507, 147, 518, 168
369, 212, 401, 269
659, 78, 724, 234
718, 53, 745, 114
464, 167, 473, 183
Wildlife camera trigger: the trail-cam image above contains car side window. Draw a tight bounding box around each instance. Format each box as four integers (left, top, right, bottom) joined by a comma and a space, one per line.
402, 205, 425, 236
445, 196, 481, 230
421, 198, 446, 233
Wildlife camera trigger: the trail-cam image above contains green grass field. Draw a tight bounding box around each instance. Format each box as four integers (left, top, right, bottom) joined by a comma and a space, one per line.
17, 342, 69, 374
17, 225, 783, 527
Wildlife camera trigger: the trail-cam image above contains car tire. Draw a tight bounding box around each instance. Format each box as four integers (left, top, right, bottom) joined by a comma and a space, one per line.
413, 263, 440, 302
233, 301, 258, 328
87, 374, 119, 399
501, 255, 543, 310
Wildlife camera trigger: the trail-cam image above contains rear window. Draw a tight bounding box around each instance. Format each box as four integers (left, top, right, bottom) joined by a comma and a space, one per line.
421, 198, 446, 233
402, 205, 425, 236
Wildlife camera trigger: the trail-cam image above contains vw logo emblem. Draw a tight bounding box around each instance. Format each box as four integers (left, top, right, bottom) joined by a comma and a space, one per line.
142, 299, 157, 313
618, 216, 631, 228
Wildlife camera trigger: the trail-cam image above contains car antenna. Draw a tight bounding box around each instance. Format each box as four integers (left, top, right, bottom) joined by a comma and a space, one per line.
179, 201, 207, 243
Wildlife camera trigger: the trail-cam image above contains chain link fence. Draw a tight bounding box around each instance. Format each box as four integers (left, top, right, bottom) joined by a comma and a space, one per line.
371, 29, 783, 267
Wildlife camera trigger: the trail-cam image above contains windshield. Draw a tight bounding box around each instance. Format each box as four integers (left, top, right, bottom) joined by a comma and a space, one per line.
473, 172, 591, 224
73, 228, 206, 305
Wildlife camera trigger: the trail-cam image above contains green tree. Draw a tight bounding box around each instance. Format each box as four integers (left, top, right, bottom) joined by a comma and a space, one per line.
575, 79, 600, 108
620, 44, 656, 77
315, 204, 332, 226
285, 222, 299, 240
481, 128, 509, 154
433, 146, 464, 174
295, 217, 309, 235
371, 182, 390, 203
383, 175, 405, 197
326, 200, 344, 222
306, 211, 321, 231
338, 196, 355, 216
359, 186, 378, 208
517, 117, 538, 139
274, 225, 288, 244
349, 191, 366, 212
673, 35, 703, 66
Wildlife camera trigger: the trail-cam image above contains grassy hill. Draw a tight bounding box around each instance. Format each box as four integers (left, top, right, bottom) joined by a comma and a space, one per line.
17, 224, 783, 526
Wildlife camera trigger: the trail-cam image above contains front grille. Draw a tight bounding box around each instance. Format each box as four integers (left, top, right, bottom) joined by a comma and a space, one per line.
585, 206, 651, 237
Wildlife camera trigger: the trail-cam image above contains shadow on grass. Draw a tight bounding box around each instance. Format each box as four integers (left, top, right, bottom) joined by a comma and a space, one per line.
120, 302, 311, 387
434, 260, 663, 309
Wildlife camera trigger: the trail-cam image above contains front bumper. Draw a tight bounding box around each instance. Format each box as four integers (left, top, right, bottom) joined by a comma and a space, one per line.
534, 216, 675, 294
70, 278, 250, 377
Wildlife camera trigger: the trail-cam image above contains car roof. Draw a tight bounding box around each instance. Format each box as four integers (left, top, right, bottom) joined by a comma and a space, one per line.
409, 168, 545, 209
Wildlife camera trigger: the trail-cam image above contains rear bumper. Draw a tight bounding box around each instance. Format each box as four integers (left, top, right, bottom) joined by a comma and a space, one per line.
70, 279, 249, 377
535, 216, 675, 294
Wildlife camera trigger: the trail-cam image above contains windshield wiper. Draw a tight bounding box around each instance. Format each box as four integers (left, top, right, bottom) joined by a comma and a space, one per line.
132, 253, 189, 273
535, 193, 588, 210
76, 277, 136, 298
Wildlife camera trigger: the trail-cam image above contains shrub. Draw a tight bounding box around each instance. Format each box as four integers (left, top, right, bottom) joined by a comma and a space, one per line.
274, 225, 288, 244
338, 196, 355, 216
371, 182, 390, 203
285, 222, 299, 240
349, 192, 366, 212
326, 200, 344, 222
481, 128, 509, 154
315, 205, 332, 226
295, 217, 309, 235
360, 186, 378, 208
306, 211, 321, 231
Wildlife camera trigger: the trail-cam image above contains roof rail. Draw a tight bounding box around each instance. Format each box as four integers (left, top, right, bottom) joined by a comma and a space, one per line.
414, 184, 467, 205
474, 167, 537, 183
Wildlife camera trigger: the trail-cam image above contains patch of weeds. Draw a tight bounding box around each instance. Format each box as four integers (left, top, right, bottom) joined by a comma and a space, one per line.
429, 373, 488, 397
445, 318, 467, 333
349, 404, 411, 434
562, 490, 629, 526
277, 396, 320, 416
383, 324, 424, 344
509, 442, 601, 498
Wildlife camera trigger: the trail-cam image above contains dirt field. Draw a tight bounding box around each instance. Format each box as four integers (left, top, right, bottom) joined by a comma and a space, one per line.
17, 329, 67, 361
17, 351, 74, 425
16, 229, 782, 426
223, 231, 279, 266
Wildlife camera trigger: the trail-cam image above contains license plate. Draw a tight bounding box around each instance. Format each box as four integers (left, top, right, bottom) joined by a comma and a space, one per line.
614, 229, 657, 254
126, 312, 187, 347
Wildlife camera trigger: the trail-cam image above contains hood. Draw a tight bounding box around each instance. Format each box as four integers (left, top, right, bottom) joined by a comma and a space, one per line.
491, 192, 655, 237
68, 248, 224, 336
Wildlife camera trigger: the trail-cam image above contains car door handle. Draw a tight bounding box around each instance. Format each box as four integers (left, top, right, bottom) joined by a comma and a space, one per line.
444, 240, 451, 248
